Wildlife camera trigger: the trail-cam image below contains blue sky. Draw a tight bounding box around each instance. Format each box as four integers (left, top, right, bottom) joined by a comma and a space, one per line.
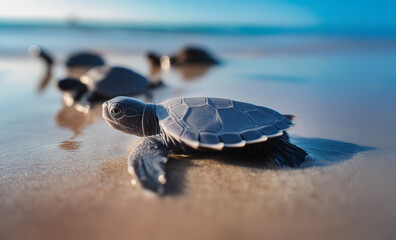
1, 0, 396, 28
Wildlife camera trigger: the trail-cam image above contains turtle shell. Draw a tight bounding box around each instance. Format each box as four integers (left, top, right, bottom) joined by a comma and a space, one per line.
156, 97, 293, 150
172, 47, 218, 65
81, 66, 149, 98
65, 52, 105, 68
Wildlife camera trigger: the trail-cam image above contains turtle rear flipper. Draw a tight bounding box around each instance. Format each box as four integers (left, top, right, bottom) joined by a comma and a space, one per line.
283, 114, 295, 121
262, 134, 307, 167
128, 136, 170, 194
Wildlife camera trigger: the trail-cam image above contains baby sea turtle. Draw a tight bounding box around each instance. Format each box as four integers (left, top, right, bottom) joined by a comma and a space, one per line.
147, 47, 219, 82
28, 45, 105, 68
170, 47, 219, 65
59, 66, 149, 112
102, 96, 308, 193
147, 46, 219, 68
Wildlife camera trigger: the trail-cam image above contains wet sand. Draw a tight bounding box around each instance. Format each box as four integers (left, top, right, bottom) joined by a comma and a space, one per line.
1, 36, 396, 240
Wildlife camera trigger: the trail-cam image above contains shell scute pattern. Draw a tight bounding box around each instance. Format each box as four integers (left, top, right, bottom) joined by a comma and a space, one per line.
258, 126, 282, 137
217, 108, 253, 131
184, 97, 208, 106
208, 98, 233, 108
167, 98, 183, 108
200, 133, 220, 145
162, 116, 174, 126
274, 120, 290, 130
257, 106, 288, 122
246, 110, 273, 124
183, 106, 222, 132
233, 101, 257, 111
172, 104, 189, 119
257, 106, 278, 115
159, 97, 293, 150
199, 132, 224, 150
181, 129, 200, 148
240, 129, 267, 143
166, 122, 184, 136
156, 105, 168, 120
219, 133, 245, 147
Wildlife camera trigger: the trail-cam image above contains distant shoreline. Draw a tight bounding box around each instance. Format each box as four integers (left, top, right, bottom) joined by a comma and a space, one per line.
1, 19, 396, 37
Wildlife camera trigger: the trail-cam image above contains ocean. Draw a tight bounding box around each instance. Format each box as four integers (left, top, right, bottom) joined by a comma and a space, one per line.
1, 21, 396, 56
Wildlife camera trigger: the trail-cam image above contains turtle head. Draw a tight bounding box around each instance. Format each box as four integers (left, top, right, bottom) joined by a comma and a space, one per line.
102, 96, 147, 136
28, 45, 54, 66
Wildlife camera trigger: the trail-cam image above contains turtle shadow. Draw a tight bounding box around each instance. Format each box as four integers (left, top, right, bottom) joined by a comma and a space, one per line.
291, 137, 374, 168
163, 157, 198, 196
161, 137, 373, 195
216, 137, 373, 169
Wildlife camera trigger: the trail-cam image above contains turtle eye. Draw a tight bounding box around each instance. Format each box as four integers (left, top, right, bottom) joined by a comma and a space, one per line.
110, 105, 123, 117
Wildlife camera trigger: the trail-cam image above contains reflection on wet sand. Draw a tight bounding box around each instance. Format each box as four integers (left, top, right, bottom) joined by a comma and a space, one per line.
148, 59, 216, 82
174, 64, 214, 81
37, 68, 52, 92
56, 104, 102, 150
59, 140, 81, 151
148, 62, 163, 88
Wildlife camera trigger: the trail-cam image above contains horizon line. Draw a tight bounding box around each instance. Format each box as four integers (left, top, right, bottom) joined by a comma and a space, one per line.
1, 18, 396, 36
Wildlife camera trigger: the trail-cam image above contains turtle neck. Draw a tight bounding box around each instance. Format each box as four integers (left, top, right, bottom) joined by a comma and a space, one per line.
142, 103, 160, 136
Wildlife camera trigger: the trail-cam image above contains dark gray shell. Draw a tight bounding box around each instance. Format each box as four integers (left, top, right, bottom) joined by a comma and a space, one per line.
172, 47, 218, 65
66, 52, 105, 68
156, 97, 293, 150
81, 66, 149, 98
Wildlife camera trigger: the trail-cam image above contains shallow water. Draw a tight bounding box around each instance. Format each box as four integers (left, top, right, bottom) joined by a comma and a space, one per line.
1, 29, 396, 240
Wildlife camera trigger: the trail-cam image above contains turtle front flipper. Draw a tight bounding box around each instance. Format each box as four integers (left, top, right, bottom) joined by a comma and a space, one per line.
57, 78, 86, 92
128, 135, 170, 194
58, 78, 89, 107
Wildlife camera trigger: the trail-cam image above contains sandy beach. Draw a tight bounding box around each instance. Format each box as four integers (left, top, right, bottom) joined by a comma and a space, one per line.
1, 28, 396, 240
